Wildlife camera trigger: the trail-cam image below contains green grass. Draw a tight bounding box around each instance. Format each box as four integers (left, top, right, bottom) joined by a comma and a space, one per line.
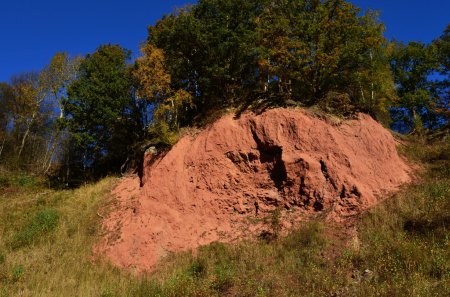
0, 135, 449, 296
0, 171, 41, 190
9, 208, 59, 249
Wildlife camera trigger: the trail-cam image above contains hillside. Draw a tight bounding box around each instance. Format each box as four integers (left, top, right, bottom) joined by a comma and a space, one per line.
0, 121, 449, 296
97, 108, 411, 273
1, 126, 449, 297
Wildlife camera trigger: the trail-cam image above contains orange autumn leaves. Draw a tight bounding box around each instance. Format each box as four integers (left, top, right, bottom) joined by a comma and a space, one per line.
134, 44, 192, 131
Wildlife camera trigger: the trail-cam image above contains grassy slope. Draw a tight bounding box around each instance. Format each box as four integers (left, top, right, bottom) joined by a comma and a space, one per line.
0, 136, 449, 297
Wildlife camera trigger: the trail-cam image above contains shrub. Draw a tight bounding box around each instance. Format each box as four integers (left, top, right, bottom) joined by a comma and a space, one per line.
187, 258, 207, 279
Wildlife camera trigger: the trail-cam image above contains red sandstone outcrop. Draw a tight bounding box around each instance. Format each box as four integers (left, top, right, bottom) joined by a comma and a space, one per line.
97, 108, 411, 272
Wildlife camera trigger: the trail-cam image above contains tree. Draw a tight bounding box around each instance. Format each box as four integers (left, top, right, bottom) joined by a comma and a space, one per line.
433, 24, 450, 122
390, 41, 440, 131
39, 52, 81, 173
10, 73, 47, 160
145, 0, 394, 120
0, 73, 56, 171
148, 0, 265, 113
256, 1, 394, 117
64, 44, 143, 180
133, 43, 192, 144
41, 52, 82, 119
0, 83, 14, 159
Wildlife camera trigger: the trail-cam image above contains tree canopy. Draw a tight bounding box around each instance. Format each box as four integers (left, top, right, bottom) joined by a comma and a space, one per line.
63, 44, 143, 180
145, 0, 395, 120
390, 25, 450, 131
0, 0, 448, 184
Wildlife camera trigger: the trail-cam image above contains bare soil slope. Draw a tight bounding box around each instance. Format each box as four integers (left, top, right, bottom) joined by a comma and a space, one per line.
97, 108, 411, 272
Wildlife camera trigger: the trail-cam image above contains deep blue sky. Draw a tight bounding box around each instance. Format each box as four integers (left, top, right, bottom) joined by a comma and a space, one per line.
0, 0, 448, 82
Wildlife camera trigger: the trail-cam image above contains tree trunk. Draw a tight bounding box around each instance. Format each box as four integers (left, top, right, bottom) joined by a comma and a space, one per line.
369, 49, 375, 106
55, 91, 64, 119
44, 156, 54, 174
360, 83, 366, 104
0, 136, 6, 159
17, 114, 35, 159
42, 135, 54, 169
170, 98, 178, 129
43, 136, 58, 174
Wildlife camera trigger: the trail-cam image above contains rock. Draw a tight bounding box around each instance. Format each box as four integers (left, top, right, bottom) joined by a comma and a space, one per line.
97, 108, 412, 273
145, 146, 157, 155
362, 269, 374, 280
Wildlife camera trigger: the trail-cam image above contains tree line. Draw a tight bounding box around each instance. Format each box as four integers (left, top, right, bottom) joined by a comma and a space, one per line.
0, 0, 448, 185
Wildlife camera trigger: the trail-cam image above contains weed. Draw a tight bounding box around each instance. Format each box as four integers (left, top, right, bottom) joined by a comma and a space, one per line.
10, 208, 59, 249
211, 264, 234, 293
99, 288, 116, 297
0, 176, 10, 188
283, 221, 325, 250
131, 279, 162, 297
187, 258, 207, 279
259, 208, 283, 242
17, 175, 37, 187
9, 265, 24, 283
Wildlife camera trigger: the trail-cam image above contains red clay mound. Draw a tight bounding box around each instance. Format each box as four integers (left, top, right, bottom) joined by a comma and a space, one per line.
97, 108, 411, 273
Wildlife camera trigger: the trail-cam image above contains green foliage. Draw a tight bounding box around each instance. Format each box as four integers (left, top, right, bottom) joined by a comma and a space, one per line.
0, 172, 40, 190
187, 258, 207, 279
259, 208, 283, 242
16, 175, 38, 188
9, 265, 25, 283
63, 44, 144, 180
10, 208, 59, 249
391, 42, 437, 96
318, 91, 354, 117
390, 42, 437, 129
145, 0, 394, 121
412, 111, 426, 135
147, 119, 180, 147
389, 39, 448, 131
433, 24, 450, 121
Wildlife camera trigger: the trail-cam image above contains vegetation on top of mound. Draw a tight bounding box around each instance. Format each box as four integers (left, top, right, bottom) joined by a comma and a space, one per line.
140, 0, 393, 118
0, 0, 448, 184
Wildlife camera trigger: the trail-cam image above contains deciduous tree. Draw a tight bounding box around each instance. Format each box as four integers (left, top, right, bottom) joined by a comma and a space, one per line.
133, 43, 192, 144
390, 41, 440, 130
